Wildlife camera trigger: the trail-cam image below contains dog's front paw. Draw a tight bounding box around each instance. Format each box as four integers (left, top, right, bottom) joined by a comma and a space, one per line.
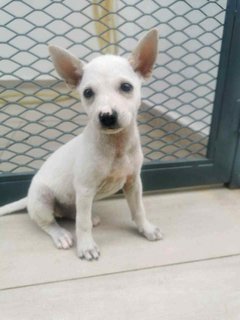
77, 238, 100, 261
139, 222, 163, 241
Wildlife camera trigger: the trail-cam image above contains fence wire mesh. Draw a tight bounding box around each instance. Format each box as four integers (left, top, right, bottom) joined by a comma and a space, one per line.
0, 0, 227, 173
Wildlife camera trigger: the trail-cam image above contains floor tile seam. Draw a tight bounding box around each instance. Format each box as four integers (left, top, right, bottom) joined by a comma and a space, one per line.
1, 253, 240, 293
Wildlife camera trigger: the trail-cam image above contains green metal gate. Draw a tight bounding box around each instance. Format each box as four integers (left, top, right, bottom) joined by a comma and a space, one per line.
1, 0, 240, 205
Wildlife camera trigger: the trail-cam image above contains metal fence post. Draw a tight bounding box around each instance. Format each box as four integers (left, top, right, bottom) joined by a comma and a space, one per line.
217, 0, 240, 188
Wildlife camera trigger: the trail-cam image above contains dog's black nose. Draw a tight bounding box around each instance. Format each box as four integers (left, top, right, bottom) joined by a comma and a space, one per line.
99, 110, 118, 128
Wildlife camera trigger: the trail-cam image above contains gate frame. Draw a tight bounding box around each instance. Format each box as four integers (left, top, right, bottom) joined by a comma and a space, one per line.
1, 0, 240, 205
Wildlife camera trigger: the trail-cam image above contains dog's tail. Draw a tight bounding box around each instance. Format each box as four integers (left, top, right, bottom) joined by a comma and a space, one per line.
0, 197, 28, 216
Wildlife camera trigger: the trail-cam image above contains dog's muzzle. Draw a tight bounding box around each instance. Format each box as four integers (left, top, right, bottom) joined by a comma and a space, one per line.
99, 110, 118, 129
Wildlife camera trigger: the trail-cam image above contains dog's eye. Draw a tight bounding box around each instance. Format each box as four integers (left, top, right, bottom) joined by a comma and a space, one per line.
120, 82, 133, 93
83, 88, 94, 99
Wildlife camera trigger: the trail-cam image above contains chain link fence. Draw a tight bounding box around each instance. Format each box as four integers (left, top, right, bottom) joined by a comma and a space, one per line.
0, 0, 227, 173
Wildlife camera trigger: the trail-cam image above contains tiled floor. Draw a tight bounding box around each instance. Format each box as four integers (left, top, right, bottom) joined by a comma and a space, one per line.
1, 187, 240, 319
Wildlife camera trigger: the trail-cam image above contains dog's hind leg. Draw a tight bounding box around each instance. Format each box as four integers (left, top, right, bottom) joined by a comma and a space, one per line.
28, 183, 73, 249
41, 222, 73, 249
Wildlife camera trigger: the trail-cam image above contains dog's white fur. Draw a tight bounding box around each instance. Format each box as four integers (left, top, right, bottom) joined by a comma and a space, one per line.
0, 29, 162, 260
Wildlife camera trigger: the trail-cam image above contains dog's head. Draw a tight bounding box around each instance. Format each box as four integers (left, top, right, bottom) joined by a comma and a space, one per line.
49, 29, 158, 134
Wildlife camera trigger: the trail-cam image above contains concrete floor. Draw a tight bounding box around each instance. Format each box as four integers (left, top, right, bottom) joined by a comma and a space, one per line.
1, 187, 240, 319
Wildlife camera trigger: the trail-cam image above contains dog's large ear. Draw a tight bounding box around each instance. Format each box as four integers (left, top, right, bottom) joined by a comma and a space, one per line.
48, 45, 84, 89
129, 29, 158, 79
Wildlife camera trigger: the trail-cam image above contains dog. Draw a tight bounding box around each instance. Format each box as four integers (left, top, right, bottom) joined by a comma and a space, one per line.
0, 29, 162, 260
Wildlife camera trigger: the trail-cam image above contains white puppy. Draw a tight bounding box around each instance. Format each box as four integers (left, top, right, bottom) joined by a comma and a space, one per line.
0, 29, 162, 260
